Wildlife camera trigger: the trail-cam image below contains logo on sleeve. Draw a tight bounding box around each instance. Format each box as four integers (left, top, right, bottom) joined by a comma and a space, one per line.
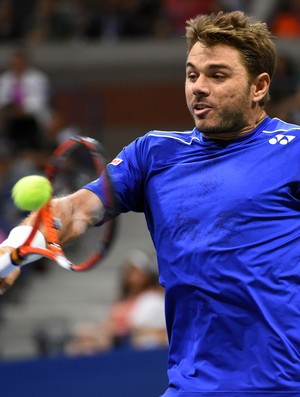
110, 158, 123, 166
269, 134, 295, 145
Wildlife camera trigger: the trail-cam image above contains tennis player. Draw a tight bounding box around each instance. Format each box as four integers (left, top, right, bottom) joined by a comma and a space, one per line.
2, 10, 300, 396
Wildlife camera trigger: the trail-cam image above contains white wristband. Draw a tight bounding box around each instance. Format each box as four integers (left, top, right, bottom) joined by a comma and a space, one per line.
0, 226, 46, 277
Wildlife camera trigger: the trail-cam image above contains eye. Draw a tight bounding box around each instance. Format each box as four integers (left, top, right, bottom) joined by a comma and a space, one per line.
212, 73, 226, 81
186, 71, 198, 82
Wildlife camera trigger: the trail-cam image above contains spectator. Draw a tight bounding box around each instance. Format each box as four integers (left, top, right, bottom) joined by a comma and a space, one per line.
220, 0, 279, 22
220, 0, 252, 13
129, 284, 168, 349
266, 52, 300, 123
267, 53, 299, 112
0, 46, 51, 154
65, 249, 164, 356
104, 249, 159, 348
82, 0, 163, 41
268, 87, 300, 125
270, 0, 300, 37
24, 0, 80, 44
250, 0, 280, 22
120, 0, 164, 38
0, 47, 52, 235
45, 107, 80, 149
0, 0, 23, 43
161, 0, 222, 35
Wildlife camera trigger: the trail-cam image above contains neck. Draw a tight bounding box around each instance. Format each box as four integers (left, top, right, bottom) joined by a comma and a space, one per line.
202, 110, 268, 141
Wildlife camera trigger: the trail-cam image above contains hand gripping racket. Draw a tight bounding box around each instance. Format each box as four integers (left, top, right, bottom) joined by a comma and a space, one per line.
9, 136, 117, 272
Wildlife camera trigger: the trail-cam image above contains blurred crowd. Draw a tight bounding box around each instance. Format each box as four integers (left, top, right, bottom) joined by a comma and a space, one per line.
34, 249, 168, 356
0, 0, 299, 44
0, 46, 79, 238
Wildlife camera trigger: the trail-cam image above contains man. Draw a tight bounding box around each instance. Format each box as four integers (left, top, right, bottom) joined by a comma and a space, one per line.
1, 10, 300, 396
0, 47, 50, 153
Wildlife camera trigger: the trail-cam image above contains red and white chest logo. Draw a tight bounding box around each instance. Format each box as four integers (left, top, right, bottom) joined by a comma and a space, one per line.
110, 158, 123, 166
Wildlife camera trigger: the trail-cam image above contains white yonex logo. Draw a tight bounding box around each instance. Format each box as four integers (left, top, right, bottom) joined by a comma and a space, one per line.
269, 134, 296, 145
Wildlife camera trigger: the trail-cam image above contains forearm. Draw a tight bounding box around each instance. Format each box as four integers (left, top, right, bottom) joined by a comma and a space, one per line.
22, 189, 105, 246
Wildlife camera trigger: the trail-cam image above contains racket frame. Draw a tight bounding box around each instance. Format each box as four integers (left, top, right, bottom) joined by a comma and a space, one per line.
10, 136, 117, 272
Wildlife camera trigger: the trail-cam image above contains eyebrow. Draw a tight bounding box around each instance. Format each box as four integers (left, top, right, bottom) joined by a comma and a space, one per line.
186, 61, 232, 71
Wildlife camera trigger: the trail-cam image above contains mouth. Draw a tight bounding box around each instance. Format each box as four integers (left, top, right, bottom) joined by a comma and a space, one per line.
193, 103, 212, 117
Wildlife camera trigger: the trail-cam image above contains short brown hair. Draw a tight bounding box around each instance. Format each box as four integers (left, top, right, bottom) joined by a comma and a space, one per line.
186, 11, 276, 82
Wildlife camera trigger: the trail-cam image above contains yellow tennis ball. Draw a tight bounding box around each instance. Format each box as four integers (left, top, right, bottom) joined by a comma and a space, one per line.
12, 175, 52, 211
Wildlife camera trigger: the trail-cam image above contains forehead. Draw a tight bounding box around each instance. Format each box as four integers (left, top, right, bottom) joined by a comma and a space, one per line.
186, 42, 245, 71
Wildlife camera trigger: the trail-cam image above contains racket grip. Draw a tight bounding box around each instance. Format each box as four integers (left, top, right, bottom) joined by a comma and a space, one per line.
0, 226, 46, 270
0, 251, 19, 277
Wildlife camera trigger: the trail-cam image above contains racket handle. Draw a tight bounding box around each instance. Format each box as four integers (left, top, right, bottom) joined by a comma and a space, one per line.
0, 250, 19, 277
0, 226, 46, 270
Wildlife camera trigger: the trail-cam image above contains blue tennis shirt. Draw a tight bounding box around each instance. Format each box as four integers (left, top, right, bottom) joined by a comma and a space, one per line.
84, 116, 300, 396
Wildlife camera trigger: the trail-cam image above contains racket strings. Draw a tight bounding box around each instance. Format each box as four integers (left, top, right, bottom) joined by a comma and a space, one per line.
48, 136, 117, 270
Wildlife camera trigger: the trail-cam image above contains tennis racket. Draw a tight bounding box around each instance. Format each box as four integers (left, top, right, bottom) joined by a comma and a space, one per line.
9, 136, 117, 272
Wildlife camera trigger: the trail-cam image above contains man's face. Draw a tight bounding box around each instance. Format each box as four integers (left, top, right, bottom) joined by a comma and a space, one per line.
185, 42, 256, 137
11, 52, 29, 75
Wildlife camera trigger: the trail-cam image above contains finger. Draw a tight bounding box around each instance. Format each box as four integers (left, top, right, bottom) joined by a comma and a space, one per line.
0, 268, 21, 295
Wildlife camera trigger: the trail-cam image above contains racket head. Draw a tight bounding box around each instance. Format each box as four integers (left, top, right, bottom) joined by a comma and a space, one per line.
18, 136, 116, 271
48, 136, 118, 271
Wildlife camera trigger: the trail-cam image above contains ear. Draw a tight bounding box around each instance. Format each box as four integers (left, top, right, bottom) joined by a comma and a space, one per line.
252, 72, 270, 104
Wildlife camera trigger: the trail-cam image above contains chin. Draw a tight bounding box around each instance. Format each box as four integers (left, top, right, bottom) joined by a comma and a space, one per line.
195, 122, 218, 134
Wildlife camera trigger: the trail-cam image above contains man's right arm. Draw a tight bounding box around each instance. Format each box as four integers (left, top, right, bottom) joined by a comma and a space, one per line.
0, 188, 105, 294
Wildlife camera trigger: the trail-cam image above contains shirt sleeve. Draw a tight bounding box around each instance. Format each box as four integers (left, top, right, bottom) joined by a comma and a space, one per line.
83, 137, 146, 215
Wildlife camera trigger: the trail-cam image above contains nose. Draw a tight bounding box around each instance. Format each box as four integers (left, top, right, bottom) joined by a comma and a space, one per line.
192, 75, 210, 97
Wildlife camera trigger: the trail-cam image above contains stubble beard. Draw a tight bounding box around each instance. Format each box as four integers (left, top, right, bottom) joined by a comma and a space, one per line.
194, 88, 252, 136
196, 106, 249, 136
